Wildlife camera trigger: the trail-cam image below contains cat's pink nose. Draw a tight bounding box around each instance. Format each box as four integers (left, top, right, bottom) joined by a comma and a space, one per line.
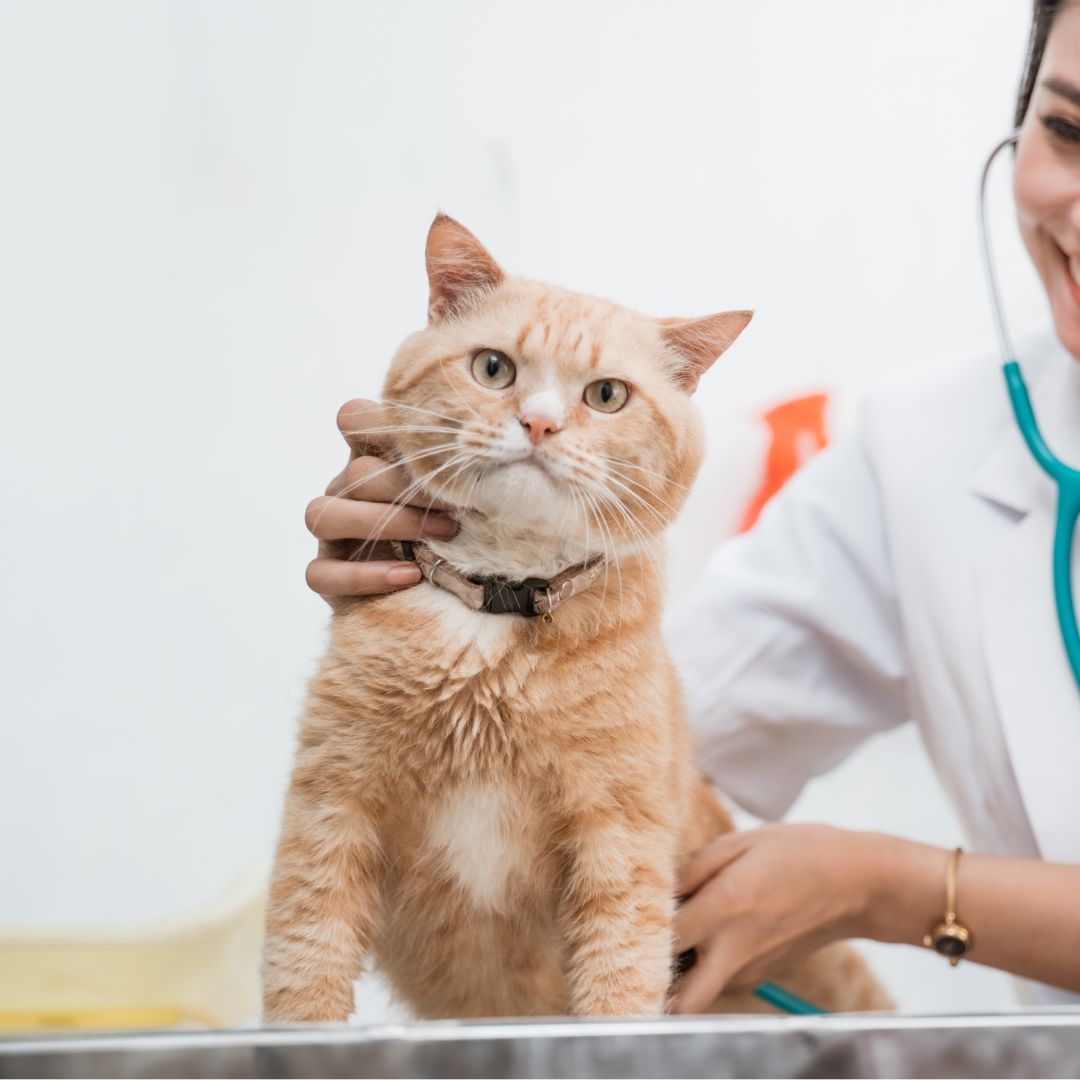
519, 412, 560, 445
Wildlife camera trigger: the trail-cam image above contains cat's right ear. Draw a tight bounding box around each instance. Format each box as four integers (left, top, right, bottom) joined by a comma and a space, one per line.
425, 214, 505, 323
659, 310, 753, 391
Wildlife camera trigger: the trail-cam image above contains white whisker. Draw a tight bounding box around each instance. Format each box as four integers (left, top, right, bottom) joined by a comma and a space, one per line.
595, 454, 692, 492
351, 451, 474, 560
311, 441, 464, 534
378, 398, 475, 427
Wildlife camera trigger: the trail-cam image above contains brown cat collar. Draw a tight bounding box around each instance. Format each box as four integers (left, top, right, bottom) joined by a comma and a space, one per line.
391, 540, 605, 619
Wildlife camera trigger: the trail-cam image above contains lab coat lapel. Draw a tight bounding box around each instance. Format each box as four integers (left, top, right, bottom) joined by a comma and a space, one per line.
972, 344, 1080, 863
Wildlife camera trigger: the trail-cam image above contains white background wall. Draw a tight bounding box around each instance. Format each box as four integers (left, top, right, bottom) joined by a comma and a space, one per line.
0, 0, 1052, 1015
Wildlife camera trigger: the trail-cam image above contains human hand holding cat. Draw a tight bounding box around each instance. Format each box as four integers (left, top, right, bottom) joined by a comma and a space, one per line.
670, 823, 884, 1013
304, 398, 458, 602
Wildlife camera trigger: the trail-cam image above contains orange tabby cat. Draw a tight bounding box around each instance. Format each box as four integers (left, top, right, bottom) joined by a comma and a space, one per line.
262, 215, 890, 1021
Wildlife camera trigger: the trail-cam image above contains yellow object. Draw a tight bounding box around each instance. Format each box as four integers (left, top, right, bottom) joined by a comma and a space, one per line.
0, 867, 266, 1033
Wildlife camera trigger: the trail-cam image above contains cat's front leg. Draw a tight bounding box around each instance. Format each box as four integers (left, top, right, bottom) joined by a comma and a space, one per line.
558, 805, 676, 1017
262, 774, 385, 1024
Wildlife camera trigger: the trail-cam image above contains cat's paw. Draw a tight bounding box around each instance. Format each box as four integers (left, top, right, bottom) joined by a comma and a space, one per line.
573, 983, 667, 1018
261, 986, 353, 1026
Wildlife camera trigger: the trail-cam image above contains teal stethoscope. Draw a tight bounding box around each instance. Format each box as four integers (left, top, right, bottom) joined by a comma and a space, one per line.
742, 131, 1080, 1020
980, 129, 1080, 696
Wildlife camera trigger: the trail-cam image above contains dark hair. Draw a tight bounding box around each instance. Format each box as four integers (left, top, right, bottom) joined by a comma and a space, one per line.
1016, 0, 1066, 126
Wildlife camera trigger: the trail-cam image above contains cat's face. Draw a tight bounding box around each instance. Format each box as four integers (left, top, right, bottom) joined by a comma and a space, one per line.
381, 215, 750, 554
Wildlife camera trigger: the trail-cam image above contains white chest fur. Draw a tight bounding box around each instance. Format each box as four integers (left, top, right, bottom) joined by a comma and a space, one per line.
403, 581, 517, 662
425, 785, 527, 911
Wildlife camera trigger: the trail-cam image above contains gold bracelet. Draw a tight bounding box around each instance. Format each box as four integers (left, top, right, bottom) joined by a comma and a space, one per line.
922, 847, 973, 966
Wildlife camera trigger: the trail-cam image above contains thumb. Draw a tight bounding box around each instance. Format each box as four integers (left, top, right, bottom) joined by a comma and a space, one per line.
336, 399, 394, 460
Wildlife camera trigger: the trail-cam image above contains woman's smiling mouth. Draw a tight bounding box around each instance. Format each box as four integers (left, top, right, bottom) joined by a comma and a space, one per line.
1062, 244, 1080, 307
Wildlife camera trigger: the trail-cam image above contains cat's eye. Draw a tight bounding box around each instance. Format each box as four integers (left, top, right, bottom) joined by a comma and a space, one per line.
583, 378, 629, 413
471, 349, 516, 389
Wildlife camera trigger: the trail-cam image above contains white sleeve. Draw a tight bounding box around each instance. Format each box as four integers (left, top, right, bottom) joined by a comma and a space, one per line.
664, 422, 910, 820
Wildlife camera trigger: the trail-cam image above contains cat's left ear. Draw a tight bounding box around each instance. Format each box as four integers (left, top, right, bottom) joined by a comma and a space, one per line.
425, 213, 505, 323
659, 310, 753, 391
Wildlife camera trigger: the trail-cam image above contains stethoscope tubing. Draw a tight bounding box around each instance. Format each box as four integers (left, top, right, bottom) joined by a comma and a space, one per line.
753, 981, 826, 1015
1002, 362, 1080, 695
978, 130, 1022, 364
981, 132, 1080, 696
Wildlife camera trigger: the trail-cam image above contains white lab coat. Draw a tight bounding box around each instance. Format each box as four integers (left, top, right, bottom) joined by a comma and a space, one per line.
666, 332, 1080, 1007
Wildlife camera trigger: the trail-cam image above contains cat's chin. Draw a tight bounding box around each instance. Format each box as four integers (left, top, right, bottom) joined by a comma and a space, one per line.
418, 459, 656, 579
443, 460, 572, 527
422, 514, 602, 582
503, 458, 557, 480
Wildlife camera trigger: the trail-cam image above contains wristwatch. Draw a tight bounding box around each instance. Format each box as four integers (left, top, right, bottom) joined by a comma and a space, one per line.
923, 847, 973, 966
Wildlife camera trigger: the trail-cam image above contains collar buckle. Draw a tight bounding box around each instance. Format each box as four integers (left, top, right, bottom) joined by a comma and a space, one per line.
481, 576, 549, 617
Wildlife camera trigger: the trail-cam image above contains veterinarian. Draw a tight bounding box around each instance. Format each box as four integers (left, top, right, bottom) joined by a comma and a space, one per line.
303, 0, 1080, 1010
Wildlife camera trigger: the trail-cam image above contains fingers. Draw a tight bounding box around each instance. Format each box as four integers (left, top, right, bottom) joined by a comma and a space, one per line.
677, 832, 749, 899
326, 450, 457, 513
336, 399, 392, 458
325, 455, 411, 502
309, 399, 462, 603
305, 496, 457, 543
669, 943, 731, 1014
306, 558, 422, 598
673, 883, 722, 954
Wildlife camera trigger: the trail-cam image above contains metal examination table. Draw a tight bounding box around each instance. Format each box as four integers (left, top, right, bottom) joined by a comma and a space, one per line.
4, 1010, 1080, 1078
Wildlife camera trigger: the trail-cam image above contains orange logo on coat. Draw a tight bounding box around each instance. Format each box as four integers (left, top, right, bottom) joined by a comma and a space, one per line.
738, 393, 829, 534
